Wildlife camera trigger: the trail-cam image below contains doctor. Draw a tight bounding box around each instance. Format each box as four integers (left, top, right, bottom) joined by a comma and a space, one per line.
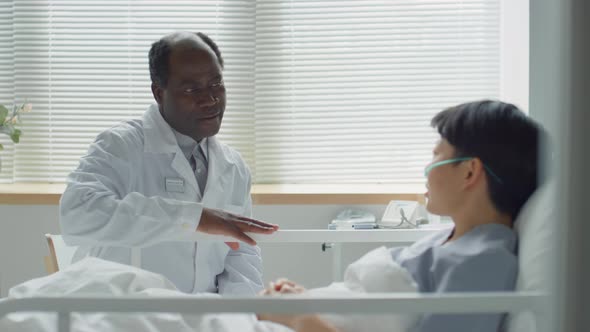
59, 31, 278, 295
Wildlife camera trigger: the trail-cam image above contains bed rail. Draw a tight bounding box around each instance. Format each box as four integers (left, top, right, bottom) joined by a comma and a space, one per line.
0, 292, 548, 332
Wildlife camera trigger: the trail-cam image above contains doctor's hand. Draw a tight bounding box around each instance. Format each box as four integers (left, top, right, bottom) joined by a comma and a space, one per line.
197, 207, 279, 250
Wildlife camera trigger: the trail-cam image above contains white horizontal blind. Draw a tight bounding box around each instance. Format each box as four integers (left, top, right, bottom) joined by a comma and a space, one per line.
7, 0, 255, 182
254, 0, 500, 184
2, 0, 502, 185
0, 1, 15, 182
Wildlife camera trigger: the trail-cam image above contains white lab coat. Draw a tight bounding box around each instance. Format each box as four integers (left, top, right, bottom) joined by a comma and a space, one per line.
59, 104, 263, 295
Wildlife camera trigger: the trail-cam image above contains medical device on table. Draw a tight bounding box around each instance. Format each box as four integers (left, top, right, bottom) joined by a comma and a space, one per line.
325, 202, 431, 280
328, 201, 429, 231
329, 209, 377, 230
378, 200, 429, 229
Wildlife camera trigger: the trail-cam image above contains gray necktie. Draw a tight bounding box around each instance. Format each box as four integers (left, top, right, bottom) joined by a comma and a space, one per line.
191, 145, 208, 196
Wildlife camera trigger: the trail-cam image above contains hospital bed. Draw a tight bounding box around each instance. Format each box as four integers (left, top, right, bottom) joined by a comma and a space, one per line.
0, 185, 554, 332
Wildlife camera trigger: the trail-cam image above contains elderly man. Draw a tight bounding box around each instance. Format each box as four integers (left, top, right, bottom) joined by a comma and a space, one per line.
60, 32, 277, 295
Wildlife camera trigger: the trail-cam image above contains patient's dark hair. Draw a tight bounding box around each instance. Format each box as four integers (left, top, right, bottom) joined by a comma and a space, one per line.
148, 32, 224, 87
431, 100, 545, 220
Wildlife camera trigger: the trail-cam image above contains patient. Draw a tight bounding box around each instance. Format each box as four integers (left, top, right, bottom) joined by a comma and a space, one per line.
257, 100, 545, 332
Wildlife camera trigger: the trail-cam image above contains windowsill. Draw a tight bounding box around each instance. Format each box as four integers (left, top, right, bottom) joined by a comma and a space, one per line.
0, 183, 426, 205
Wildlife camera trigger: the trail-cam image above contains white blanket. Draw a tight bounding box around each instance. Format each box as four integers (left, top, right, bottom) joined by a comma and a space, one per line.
0, 247, 417, 332
310, 246, 419, 332
1, 258, 288, 332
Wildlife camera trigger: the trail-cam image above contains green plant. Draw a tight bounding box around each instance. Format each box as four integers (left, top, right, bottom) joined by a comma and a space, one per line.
0, 101, 31, 150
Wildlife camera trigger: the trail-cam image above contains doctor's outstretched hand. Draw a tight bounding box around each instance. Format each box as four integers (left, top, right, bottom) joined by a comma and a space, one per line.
196, 207, 279, 250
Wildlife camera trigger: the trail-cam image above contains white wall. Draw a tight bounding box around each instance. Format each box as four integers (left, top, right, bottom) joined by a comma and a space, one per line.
500, 0, 529, 110
0, 203, 397, 297
529, 0, 590, 330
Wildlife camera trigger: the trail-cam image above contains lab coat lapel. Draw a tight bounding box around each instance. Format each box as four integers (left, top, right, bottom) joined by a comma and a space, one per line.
202, 136, 233, 206
170, 150, 199, 194
142, 104, 199, 194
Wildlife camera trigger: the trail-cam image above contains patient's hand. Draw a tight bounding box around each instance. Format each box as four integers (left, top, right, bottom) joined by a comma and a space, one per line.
257, 279, 338, 331
259, 278, 306, 295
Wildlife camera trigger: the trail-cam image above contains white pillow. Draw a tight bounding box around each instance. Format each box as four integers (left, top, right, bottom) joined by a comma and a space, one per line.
343, 246, 418, 293
504, 181, 555, 332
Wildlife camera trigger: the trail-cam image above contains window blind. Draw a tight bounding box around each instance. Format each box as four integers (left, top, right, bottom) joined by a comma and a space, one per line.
0, 1, 15, 182
1, 0, 502, 185
254, 0, 500, 184
3, 0, 255, 182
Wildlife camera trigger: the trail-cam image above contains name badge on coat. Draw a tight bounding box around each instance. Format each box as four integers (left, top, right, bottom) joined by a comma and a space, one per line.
165, 177, 185, 193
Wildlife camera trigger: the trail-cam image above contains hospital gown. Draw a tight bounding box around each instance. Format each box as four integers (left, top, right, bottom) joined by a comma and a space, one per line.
390, 223, 517, 332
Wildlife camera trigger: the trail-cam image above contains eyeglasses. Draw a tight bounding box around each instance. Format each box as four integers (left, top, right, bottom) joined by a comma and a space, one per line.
424, 157, 503, 184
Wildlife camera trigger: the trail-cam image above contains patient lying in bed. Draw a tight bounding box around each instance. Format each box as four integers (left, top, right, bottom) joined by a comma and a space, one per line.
257, 100, 544, 332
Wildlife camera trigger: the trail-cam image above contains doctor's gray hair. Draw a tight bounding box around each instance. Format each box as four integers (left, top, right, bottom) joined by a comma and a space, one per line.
431, 100, 546, 221
148, 32, 224, 87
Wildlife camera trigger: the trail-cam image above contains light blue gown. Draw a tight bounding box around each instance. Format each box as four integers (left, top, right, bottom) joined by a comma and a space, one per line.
390, 223, 518, 332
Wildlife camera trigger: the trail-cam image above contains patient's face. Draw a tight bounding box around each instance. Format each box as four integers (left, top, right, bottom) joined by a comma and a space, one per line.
424, 139, 466, 216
